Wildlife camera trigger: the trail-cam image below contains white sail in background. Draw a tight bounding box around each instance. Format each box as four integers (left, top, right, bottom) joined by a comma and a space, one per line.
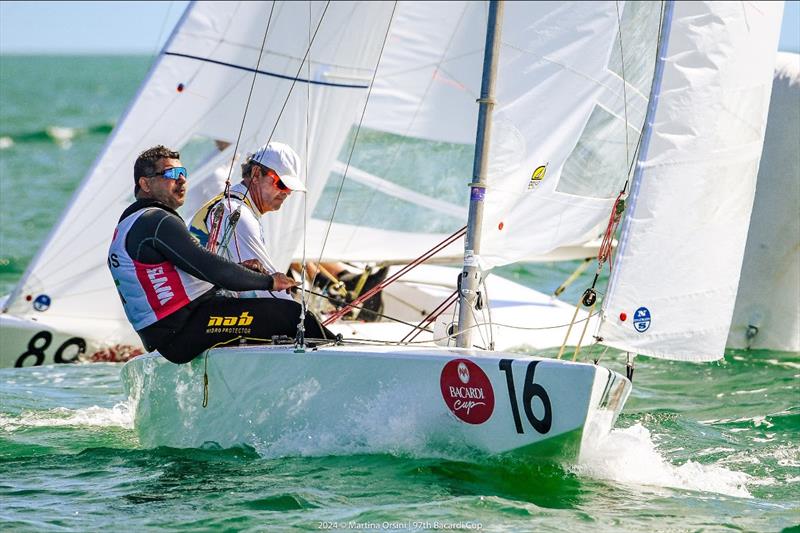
727, 52, 800, 353
3, 1, 395, 343
598, 1, 784, 361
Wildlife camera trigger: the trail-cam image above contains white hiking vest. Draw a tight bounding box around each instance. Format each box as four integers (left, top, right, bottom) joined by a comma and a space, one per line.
108, 208, 214, 330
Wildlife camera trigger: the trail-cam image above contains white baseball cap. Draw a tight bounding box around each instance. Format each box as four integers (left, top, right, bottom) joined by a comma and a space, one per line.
248, 141, 306, 192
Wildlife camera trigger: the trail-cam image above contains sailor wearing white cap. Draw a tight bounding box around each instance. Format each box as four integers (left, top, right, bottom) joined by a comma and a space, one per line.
189, 141, 306, 299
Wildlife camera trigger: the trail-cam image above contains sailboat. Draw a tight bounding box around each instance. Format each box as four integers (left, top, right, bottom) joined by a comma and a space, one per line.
0, 2, 793, 372
726, 51, 800, 353
0, 0, 784, 457
112, 0, 785, 458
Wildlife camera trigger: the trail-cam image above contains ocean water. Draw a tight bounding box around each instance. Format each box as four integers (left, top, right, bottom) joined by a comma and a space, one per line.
1, 56, 799, 532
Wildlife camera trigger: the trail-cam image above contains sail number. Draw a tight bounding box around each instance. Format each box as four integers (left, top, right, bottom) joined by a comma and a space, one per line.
15, 331, 86, 367
499, 359, 552, 434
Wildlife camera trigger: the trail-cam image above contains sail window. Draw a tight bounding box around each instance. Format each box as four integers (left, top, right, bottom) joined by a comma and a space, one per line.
608, 0, 662, 98
178, 136, 231, 172
313, 175, 463, 234
314, 127, 470, 233
556, 105, 638, 199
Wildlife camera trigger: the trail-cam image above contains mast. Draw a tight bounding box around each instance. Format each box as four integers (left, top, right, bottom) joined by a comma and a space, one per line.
456, 0, 504, 348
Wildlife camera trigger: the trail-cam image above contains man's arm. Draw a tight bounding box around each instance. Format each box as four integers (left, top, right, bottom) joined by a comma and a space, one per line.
129, 209, 275, 291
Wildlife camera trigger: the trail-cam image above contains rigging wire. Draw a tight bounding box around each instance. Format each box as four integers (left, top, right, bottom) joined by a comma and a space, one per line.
296, 0, 315, 349
227, 0, 331, 206
312, 1, 398, 288
222, 2, 278, 261
322, 225, 465, 326
400, 289, 459, 343
151, 1, 176, 59
615, 0, 632, 189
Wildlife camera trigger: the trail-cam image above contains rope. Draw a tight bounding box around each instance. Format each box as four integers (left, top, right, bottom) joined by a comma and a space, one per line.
348, 2, 471, 234
597, 191, 626, 268
322, 225, 466, 326
571, 302, 595, 361
218, 1, 333, 263
400, 289, 458, 343
301, 288, 429, 331
556, 296, 583, 360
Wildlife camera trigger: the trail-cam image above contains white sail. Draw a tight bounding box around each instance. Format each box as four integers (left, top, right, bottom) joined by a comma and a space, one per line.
727, 52, 800, 352
342, 1, 663, 269
598, 1, 784, 361
2, 1, 395, 343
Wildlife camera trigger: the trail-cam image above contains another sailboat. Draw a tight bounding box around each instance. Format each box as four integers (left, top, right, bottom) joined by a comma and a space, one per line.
726, 51, 800, 353
119, 0, 782, 459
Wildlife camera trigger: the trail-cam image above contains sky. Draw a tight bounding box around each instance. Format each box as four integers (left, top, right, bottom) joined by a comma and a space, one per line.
0, 1, 798, 54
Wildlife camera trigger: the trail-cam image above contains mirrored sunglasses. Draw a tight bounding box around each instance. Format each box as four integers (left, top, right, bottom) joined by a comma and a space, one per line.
271, 173, 290, 192
260, 165, 289, 191
151, 166, 188, 181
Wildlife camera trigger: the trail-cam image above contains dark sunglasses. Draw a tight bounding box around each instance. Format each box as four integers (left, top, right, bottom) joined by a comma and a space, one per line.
150, 166, 188, 181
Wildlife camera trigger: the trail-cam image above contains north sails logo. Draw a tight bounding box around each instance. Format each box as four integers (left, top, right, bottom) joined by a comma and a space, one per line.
146, 266, 174, 305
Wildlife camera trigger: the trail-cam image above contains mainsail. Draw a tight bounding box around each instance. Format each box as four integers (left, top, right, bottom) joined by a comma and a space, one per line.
598, 1, 784, 361
309, 1, 665, 270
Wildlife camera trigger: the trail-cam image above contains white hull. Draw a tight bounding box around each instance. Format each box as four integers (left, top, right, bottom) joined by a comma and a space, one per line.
0, 311, 142, 368
121, 345, 630, 460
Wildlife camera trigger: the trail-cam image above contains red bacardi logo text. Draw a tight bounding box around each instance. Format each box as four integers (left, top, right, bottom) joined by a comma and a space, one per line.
440, 359, 494, 424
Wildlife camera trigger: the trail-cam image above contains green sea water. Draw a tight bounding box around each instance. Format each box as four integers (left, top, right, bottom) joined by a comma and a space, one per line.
1, 56, 799, 532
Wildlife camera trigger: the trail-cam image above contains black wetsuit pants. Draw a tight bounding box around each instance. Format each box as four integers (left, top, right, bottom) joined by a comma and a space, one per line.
156, 296, 333, 364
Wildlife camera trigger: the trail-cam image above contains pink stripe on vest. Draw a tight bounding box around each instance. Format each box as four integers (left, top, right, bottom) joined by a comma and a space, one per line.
133, 260, 190, 320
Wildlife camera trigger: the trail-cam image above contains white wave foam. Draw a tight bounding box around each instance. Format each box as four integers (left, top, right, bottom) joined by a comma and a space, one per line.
0, 402, 133, 431
249, 380, 435, 459
575, 423, 753, 498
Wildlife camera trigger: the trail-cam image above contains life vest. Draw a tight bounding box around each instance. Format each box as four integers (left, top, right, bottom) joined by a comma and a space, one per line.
108, 208, 214, 330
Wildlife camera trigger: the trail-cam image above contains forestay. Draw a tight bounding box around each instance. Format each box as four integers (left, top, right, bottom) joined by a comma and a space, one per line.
598, 1, 784, 361
3, 1, 395, 343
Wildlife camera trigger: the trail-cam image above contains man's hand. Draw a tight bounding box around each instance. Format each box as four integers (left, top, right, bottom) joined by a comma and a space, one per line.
240, 259, 268, 274
271, 272, 298, 292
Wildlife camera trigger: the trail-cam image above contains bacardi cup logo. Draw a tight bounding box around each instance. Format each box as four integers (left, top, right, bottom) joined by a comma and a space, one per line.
440, 359, 495, 424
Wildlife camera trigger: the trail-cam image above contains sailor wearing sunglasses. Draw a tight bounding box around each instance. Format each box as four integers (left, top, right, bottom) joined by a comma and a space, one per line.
189, 142, 305, 301
108, 145, 331, 365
